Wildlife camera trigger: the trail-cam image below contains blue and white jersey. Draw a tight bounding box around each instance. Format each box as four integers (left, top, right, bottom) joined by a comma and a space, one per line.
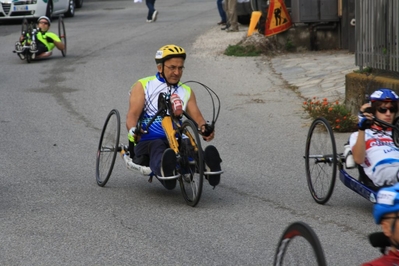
133, 73, 191, 141
349, 126, 399, 186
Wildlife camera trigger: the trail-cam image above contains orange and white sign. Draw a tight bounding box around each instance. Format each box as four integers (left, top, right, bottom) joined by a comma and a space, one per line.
265, 0, 292, 37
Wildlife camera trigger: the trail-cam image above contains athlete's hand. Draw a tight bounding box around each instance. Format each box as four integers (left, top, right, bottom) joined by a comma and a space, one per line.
358, 117, 373, 131
200, 124, 215, 141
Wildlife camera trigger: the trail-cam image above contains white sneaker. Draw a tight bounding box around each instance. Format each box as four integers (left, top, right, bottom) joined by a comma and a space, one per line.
344, 144, 356, 169
146, 19, 152, 23
152, 10, 158, 22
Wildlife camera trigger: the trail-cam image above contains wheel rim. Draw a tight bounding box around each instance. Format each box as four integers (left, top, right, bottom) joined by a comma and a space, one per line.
96, 110, 120, 187
305, 118, 337, 204
178, 120, 204, 207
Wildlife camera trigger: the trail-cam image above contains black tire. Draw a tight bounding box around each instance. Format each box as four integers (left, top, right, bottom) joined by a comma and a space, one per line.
96, 109, 121, 187
305, 117, 337, 204
177, 119, 204, 207
58, 16, 66, 57
46, 1, 53, 18
26, 52, 31, 63
274, 221, 327, 266
75, 0, 83, 8
64, 0, 75, 17
392, 116, 399, 148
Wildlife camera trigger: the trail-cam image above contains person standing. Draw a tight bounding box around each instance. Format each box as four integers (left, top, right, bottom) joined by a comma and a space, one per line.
217, 0, 227, 25
146, 0, 158, 22
223, 0, 238, 32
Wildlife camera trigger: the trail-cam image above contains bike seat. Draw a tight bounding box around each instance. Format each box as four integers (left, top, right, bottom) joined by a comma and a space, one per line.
358, 165, 380, 191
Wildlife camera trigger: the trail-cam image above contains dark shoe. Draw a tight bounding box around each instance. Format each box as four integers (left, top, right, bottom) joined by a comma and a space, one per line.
161, 148, 176, 177
217, 21, 226, 25
204, 145, 222, 187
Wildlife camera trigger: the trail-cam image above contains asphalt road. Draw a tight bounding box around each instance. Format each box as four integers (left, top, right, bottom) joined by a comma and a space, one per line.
0, 0, 383, 265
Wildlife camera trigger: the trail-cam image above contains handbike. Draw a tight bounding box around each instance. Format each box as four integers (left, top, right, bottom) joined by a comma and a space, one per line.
273, 221, 327, 266
14, 16, 66, 62
305, 115, 399, 204
95, 81, 222, 207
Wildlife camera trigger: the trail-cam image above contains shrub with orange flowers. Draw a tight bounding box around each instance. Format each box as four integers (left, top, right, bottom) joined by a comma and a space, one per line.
302, 97, 358, 132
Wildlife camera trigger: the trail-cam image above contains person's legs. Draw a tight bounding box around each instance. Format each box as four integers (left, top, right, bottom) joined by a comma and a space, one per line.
225, 0, 238, 31
145, 0, 155, 21
217, 0, 227, 24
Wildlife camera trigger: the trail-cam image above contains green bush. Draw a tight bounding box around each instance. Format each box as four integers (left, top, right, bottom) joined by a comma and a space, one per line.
224, 44, 262, 57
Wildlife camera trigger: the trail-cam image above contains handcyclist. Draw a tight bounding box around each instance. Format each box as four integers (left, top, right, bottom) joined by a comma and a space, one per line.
349, 88, 399, 187
15, 16, 65, 60
125, 44, 222, 190
362, 184, 399, 265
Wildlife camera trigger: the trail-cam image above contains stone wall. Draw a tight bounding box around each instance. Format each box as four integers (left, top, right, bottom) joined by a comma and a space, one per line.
345, 72, 399, 115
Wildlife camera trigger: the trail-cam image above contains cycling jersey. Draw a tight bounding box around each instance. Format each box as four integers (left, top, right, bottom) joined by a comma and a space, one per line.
36, 31, 61, 52
134, 72, 191, 141
362, 249, 399, 265
349, 125, 399, 187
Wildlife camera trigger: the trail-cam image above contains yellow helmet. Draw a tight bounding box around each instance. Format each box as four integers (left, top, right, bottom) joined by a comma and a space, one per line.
155, 44, 186, 64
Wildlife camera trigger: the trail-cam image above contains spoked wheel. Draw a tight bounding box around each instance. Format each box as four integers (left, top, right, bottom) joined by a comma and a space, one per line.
177, 119, 204, 207
96, 109, 121, 187
58, 16, 67, 57
273, 221, 327, 266
21, 18, 28, 35
305, 117, 337, 204
392, 117, 399, 147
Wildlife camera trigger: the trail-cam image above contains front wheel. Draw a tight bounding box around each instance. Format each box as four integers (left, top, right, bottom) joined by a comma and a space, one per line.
273, 221, 327, 266
177, 119, 204, 207
96, 109, 121, 187
58, 16, 67, 57
305, 117, 337, 204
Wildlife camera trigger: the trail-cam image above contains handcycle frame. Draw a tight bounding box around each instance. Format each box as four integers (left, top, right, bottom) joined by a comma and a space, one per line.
95, 81, 222, 207
305, 115, 399, 204
14, 16, 66, 63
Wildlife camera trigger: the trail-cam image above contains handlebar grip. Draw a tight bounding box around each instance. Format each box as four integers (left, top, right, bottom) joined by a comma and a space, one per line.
201, 123, 214, 137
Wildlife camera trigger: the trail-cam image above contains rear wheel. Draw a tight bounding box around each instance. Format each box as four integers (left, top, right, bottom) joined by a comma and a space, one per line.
26, 52, 31, 63
305, 117, 337, 204
58, 16, 67, 57
96, 109, 121, 187
177, 120, 204, 207
273, 221, 327, 266
21, 18, 28, 35
392, 116, 399, 147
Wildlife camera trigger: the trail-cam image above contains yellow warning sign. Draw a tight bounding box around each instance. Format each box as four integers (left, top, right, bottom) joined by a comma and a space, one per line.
265, 0, 292, 37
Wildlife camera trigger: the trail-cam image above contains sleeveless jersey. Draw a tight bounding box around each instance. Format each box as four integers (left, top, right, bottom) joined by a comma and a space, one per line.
134, 73, 191, 141
349, 126, 399, 186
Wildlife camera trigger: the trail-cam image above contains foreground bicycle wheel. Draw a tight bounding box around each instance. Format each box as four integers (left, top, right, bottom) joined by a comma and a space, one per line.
274, 221, 327, 266
96, 109, 120, 187
58, 16, 67, 57
178, 119, 204, 207
305, 117, 337, 204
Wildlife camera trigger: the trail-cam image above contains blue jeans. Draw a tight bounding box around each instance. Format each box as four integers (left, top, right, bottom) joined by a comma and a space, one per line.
217, 0, 227, 23
146, 0, 156, 20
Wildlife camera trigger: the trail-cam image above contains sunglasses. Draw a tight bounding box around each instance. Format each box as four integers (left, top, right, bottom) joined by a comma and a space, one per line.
378, 107, 398, 114
39, 21, 49, 25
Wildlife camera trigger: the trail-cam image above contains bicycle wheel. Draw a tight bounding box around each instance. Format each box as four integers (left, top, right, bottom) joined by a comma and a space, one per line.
305, 117, 337, 204
96, 109, 121, 187
274, 221, 327, 266
21, 18, 28, 35
177, 119, 204, 207
58, 16, 67, 57
392, 116, 399, 148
